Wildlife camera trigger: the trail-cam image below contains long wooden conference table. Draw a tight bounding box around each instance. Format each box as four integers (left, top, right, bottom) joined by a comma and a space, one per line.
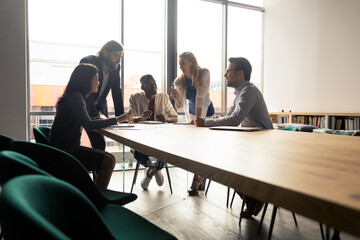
98, 124, 360, 237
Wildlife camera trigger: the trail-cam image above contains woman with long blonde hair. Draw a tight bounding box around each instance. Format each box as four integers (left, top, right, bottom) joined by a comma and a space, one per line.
171, 52, 215, 123
170, 52, 215, 196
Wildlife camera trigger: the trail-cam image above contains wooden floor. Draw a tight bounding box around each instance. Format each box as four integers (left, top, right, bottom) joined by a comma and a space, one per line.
108, 167, 359, 240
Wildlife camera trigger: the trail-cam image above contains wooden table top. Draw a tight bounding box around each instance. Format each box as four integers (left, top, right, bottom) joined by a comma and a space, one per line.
98, 124, 360, 237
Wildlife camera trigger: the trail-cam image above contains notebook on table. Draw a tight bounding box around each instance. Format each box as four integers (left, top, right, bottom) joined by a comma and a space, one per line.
209, 126, 261, 131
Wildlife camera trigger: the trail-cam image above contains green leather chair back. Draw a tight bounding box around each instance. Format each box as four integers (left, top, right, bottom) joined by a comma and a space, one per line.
33, 126, 51, 145
0, 150, 50, 185
0, 175, 116, 239
9, 141, 137, 207
0, 134, 13, 150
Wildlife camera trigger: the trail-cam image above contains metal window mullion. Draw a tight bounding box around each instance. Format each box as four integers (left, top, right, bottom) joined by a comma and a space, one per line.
166, 0, 177, 96
222, 2, 228, 115
25, 0, 30, 141
121, 0, 125, 97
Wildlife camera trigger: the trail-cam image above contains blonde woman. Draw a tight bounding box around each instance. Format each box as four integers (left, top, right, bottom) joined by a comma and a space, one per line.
170, 52, 215, 196
171, 52, 215, 123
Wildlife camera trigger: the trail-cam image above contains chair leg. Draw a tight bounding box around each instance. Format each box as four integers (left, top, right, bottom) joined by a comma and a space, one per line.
130, 162, 140, 193
332, 230, 340, 240
239, 196, 247, 226
226, 187, 230, 207
292, 212, 298, 226
267, 206, 278, 240
230, 190, 236, 208
92, 171, 97, 182
165, 163, 173, 194
326, 226, 330, 240
319, 223, 325, 240
205, 180, 211, 196
257, 202, 269, 233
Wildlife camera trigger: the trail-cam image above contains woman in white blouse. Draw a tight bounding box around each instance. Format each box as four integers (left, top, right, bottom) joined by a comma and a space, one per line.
170, 52, 215, 196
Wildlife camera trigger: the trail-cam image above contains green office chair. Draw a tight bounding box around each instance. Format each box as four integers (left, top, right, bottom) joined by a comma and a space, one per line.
0, 150, 51, 240
0, 175, 177, 239
0, 134, 13, 150
10, 141, 137, 208
0, 150, 51, 185
33, 126, 98, 181
33, 126, 51, 145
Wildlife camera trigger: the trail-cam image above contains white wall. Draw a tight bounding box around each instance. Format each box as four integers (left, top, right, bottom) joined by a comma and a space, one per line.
0, 0, 28, 140
263, 0, 360, 113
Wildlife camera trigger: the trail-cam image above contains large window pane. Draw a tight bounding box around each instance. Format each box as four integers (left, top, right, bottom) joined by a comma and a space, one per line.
178, 0, 223, 113
123, 0, 165, 110
227, 6, 263, 111
28, 0, 122, 146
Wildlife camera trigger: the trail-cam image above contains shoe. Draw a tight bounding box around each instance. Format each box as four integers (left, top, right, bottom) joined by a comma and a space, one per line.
140, 168, 152, 190
154, 170, 164, 186
188, 174, 202, 196
187, 188, 199, 196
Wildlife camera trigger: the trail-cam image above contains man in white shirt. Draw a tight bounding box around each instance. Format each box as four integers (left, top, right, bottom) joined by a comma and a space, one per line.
129, 74, 178, 190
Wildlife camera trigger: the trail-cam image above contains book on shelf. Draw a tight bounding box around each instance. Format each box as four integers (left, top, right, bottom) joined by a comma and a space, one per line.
335, 119, 343, 130
331, 116, 336, 130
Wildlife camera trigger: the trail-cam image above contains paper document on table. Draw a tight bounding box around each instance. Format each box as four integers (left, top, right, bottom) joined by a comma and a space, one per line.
172, 122, 192, 125
138, 121, 164, 124
209, 126, 261, 131
108, 124, 134, 128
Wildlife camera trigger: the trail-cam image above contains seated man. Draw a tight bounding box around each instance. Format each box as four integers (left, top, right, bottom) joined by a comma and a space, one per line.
195, 57, 273, 218
129, 74, 178, 190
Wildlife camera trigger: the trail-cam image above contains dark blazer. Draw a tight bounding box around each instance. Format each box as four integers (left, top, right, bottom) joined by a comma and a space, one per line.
80, 55, 124, 117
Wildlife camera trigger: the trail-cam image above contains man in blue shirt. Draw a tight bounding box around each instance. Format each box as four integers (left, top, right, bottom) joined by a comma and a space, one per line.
195, 57, 273, 218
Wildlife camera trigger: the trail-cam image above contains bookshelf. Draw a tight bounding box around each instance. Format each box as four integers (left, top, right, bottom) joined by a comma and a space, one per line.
269, 112, 360, 130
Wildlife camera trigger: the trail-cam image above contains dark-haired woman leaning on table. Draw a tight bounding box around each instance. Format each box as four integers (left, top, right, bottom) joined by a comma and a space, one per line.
50, 63, 132, 188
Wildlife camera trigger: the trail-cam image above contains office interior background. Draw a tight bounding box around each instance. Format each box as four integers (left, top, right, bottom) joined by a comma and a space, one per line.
1, 0, 360, 141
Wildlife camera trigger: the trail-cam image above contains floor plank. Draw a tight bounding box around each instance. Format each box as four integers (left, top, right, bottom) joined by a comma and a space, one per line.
108, 167, 360, 240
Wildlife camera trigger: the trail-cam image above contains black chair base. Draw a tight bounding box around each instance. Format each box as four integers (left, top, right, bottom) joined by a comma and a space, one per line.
205, 180, 231, 207
130, 161, 173, 194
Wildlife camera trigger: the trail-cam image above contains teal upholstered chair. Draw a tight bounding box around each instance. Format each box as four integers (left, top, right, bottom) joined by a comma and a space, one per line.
33, 126, 51, 145
33, 126, 99, 181
10, 141, 137, 208
0, 175, 177, 239
0, 150, 50, 185
0, 150, 52, 240
0, 134, 13, 150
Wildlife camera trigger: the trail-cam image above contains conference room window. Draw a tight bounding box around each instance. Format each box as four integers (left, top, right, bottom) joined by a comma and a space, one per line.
227, 5, 264, 111
177, 0, 264, 114
178, 0, 223, 113
123, 0, 166, 109
28, 0, 122, 144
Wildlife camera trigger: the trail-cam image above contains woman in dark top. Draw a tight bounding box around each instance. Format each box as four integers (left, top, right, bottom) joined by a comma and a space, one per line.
50, 63, 132, 188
